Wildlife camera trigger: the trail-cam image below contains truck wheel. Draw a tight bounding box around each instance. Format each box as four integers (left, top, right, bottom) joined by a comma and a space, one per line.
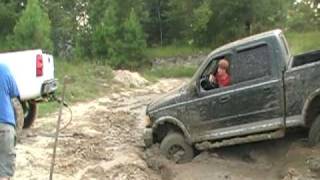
12, 98, 24, 139
309, 115, 320, 146
21, 101, 37, 128
160, 132, 194, 163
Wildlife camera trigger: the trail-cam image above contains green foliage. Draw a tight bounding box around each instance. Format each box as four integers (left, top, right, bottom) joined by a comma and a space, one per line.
91, 2, 147, 69
164, 0, 194, 43
115, 9, 147, 68
11, 0, 53, 51
0, 0, 318, 67
192, 0, 212, 45
0, 2, 18, 44
92, 0, 119, 60
143, 0, 170, 45
287, 1, 320, 32
46, 0, 79, 57
145, 45, 209, 58
143, 0, 292, 47
203, 0, 290, 47
86, 0, 147, 62
286, 31, 320, 55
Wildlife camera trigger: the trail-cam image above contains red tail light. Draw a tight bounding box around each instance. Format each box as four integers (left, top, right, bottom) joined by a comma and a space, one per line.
36, 54, 43, 77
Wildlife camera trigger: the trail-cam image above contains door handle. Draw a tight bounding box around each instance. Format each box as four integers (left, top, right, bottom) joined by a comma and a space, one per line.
219, 95, 231, 103
263, 87, 272, 93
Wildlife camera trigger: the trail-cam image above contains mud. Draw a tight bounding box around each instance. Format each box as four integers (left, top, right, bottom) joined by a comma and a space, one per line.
14, 78, 320, 180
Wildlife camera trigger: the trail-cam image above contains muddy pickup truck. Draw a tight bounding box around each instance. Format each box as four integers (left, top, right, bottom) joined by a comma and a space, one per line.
143, 29, 320, 163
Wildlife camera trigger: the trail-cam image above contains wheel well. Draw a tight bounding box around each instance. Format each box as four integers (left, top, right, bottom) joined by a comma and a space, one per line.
305, 95, 320, 127
153, 122, 184, 143
21, 101, 38, 128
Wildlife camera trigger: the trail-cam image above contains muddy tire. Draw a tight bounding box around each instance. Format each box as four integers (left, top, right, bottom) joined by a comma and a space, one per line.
21, 101, 37, 128
309, 115, 320, 146
12, 98, 24, 139
160, 132, 194, 163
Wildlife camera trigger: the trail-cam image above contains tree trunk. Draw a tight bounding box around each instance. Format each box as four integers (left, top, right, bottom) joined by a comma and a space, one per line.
157, 0, 163, 46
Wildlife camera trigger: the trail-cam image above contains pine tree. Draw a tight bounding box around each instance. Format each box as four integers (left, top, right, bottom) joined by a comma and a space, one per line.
192, 0, 212, 45
12, 0, 53, 51
120, 8, 147, 68
92, 0, 119, 61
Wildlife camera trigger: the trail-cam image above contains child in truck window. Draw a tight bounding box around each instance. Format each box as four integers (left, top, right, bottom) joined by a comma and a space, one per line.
209, 58, 231, 87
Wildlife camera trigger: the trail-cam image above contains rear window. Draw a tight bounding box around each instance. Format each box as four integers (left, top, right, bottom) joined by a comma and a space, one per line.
232, 44, 271, 84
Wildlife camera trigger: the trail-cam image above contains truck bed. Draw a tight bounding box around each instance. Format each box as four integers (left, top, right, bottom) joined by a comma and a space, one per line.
0, 49, 56, 100
291, 50, 320, 67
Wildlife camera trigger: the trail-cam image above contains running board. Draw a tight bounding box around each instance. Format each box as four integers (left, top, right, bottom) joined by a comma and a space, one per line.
195, 129, 285, 150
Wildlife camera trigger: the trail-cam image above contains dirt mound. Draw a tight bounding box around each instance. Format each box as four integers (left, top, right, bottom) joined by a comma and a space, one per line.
113, 70, 149, 88
77, 146, 160, 180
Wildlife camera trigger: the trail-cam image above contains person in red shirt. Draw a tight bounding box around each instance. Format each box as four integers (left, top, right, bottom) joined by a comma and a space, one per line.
209, 59, 231, 87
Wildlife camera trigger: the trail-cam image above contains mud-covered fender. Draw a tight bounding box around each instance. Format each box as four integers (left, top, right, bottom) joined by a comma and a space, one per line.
302, 88, 320, 125
152, 116, 192, 144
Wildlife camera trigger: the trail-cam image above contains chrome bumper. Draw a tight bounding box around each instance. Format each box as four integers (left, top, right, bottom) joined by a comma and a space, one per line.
41, 79, 57, 95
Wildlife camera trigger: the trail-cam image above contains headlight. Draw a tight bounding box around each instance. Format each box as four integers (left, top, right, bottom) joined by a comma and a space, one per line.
144, 115, 152, 127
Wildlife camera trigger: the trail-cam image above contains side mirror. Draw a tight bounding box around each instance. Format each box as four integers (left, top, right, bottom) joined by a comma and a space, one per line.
194, 80, 201, 96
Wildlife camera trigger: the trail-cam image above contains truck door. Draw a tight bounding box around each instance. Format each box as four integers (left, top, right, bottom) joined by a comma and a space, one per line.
190, 43, 284, 142
229, 43, 284, 128
188, 53, 239, 136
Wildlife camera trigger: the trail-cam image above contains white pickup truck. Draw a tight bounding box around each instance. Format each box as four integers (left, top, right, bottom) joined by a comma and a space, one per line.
0, 49, 57, 128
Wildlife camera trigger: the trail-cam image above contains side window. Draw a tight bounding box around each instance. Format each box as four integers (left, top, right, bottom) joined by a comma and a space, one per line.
232, 44, 271, 84
200, 56, 232, 91
202, 59, 217, 77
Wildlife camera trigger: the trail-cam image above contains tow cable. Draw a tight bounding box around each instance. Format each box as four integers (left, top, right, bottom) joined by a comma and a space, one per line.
52, 94, 73, 132
49, 76, 71, 180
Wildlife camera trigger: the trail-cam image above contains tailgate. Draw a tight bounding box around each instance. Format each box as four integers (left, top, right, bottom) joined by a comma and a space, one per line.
42, 53, 55, 81
0, 49, 56, 100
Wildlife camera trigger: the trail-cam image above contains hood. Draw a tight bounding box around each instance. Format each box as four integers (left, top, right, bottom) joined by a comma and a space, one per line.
147, 83, 189, 113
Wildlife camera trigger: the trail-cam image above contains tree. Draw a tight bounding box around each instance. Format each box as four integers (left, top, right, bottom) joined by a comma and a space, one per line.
192, 0, 212, 45
91, 0, 119, 60
89, 0, 147, 68
46, 0, 79, 57
119, 9, 147, 68
164, 0, 194, 43
202, 0, 290, 47
11, 0, 53, 51
144, 0, 170, 45
287, 0, 320, 31
0, 0, 26, 50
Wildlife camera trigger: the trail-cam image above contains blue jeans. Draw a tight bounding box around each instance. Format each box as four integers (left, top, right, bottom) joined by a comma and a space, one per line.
0, 123, 16, 178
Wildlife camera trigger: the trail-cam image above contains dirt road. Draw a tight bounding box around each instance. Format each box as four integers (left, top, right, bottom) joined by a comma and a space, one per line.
14, 78, 320, 180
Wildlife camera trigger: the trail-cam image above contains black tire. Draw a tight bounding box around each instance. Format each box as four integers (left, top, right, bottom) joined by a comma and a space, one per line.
160, 132, 194, 163
21, 101, 37, 128
309, 116, 320, 146
12, 98, 24, 139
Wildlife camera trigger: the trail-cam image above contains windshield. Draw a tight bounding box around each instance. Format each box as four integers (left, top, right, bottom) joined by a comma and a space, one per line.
189, 54, 211, 84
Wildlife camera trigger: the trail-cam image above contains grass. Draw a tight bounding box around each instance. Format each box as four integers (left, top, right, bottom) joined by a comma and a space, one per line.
145, 45, 210, 59
143, 45, 207, 80
142, 66, 197, 80
286, 31, 320, 55
38, 59, 113, 117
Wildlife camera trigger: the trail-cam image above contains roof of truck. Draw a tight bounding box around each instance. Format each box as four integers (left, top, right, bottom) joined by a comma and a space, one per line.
208, 29, 282, 57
